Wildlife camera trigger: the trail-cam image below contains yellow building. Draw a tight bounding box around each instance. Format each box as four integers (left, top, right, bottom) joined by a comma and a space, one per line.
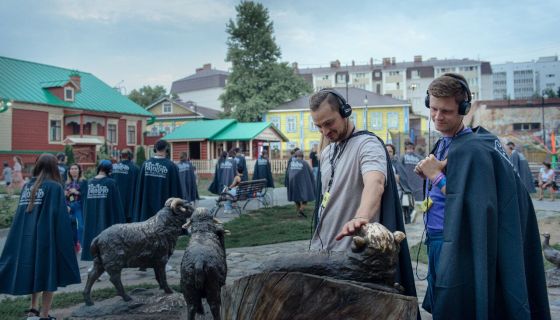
265, 87, 414, 155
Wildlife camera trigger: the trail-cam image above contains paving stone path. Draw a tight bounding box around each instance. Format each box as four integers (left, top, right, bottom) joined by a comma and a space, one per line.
0, 188, 558, 319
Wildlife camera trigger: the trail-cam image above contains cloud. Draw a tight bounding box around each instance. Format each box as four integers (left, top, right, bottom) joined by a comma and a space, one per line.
52, 0, 236, 24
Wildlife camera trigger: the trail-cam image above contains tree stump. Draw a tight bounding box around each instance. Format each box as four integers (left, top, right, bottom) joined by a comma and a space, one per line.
221, 272, 418, 320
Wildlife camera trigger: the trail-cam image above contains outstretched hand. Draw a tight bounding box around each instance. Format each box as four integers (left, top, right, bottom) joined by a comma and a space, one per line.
335, 217, 369, 241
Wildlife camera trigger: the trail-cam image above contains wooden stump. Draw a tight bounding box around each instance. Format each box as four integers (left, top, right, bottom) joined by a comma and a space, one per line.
221, 272, 418, 320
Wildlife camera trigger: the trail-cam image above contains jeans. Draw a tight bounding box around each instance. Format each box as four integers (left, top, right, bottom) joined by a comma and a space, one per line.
69, 201, 84, 245
224, 188, 237, 211
422, 230, 443, 314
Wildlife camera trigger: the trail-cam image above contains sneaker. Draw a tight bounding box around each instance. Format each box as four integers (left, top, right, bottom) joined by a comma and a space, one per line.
298, 210, 307, 218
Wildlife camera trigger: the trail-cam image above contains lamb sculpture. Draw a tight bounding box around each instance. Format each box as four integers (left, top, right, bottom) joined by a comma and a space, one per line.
83, 197, 193, 306
180, 207, 228, 320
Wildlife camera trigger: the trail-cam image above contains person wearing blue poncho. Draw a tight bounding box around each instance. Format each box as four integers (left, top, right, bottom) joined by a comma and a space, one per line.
0, 153, 80, 320
177, 152, 199, 202
253, 152, 275, 188
232, 147, 248, 181
81, 160, 125, 261
208, 151, 236, 195
112, 149, 140, 222
133, 140, 181, 222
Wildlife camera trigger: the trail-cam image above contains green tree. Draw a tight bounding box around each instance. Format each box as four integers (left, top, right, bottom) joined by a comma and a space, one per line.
128, 85, 169, 108
136, 146, 147, 167
64, 144, 75, 165
221, 1, 311, 121
542, 88, 558, 98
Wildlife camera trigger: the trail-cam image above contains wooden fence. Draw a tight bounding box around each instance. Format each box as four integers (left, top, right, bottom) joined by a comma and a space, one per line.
191, 159, 290, 175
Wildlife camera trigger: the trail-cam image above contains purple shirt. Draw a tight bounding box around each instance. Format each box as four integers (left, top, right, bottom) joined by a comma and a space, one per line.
425, 127, 472, 233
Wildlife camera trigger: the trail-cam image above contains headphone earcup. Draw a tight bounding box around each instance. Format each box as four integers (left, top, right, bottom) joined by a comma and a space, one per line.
425, 93, 430, 109
340, 104, 352, 118
458, 101, 471, 115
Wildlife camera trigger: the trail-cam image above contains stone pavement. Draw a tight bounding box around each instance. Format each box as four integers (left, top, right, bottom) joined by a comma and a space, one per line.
0, 189, 559, 319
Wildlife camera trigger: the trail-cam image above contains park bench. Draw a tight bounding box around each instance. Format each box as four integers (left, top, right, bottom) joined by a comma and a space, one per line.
213, 179, 270, 216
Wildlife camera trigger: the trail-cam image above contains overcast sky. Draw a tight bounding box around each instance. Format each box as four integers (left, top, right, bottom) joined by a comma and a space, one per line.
1, 0, 558, 93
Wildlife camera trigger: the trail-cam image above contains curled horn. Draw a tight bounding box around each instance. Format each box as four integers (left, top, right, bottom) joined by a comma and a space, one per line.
393, 231, 406, 244
213, 217, 223, 224
353, 236, 367, 249
182, 219, 192, 230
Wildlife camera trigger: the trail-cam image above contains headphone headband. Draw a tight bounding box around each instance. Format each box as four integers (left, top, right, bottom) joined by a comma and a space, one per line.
319, 89, 352, 118
425, 74, 472, 115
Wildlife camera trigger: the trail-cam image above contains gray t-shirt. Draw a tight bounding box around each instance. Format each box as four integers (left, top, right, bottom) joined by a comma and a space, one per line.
310, 134, 387, 252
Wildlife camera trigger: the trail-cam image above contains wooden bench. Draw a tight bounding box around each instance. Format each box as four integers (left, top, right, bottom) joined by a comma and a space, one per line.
214, 179, 269, 216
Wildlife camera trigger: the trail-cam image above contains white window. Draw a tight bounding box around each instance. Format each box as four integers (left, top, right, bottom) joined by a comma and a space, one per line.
107, 124, 117, 144
355, 73, 365, 78
336, 74, 346, 83
411, 70, 420, 79
64, 87, 74, 101
271, 116, 281, 130
309, 116, 318, 131
374, 71, 381, 77
387, 112, 399, 129
287, 116, 297, 133
321, 75, 329, 81
50, 119, 62, 142
163, 102, 172, 114
371, 112, 382, 130
165, 126, 172, 134
127, 125, 136, 145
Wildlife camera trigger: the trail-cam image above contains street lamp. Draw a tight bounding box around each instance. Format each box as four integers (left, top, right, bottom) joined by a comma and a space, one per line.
542, 93, 548, 149
364, 95, 368, 130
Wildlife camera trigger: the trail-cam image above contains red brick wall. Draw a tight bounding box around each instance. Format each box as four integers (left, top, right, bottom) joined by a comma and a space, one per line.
201, 141, 208, 160
118, 119, 127, 149
12, 109, 62, 152
172, 142, 189, 161
137, 120, 142, 146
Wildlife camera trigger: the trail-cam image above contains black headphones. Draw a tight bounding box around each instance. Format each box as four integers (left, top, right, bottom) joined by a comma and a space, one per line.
320, 89, 352, 118
425, 74, 472, 115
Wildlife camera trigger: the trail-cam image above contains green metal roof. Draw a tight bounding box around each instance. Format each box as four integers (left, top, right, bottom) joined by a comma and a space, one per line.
0, 56, 152, 117
164, 119, 236, 141
164, 119, 288, 142
213, 122, 288, 141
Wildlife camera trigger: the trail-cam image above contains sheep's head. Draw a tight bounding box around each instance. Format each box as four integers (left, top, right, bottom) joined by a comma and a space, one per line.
351, 222, 405, 255
182, 207, 229, 248
165, 197, 195, 218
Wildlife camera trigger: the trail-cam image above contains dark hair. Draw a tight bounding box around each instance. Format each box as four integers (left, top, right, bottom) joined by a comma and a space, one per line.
218, 151, 228, 164
121, 148, 133, 160
27, 153, 61, 212
180, 152, 188, 162
506, 142, 515, 147
3, 161, 9, 167
233, 147, 240, 153
428, 73, 470, 106
543, 161, 552, 169
56, 152, 66, 162
309, 88, 342, 113
97, 159, 113, 175
237, 165, 244, 174
154, 140, 169, 152
386, 144, 396, 155
67, 163, 84, 183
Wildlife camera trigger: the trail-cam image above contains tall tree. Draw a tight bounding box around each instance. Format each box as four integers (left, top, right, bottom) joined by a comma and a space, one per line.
128, 85, 168, 108
221, 1, 311, 121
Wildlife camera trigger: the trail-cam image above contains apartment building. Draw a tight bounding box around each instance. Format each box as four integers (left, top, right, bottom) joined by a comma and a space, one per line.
296, 56, 493, 116
492, 56, 560, 100
170, 63, 229, 111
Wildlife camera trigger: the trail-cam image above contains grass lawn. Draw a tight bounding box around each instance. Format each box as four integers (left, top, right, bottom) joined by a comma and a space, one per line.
175, 202, 314, 250
0, 283, 181, 320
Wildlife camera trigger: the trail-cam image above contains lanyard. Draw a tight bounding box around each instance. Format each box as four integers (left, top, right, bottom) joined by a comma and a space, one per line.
326, 127, 355, 193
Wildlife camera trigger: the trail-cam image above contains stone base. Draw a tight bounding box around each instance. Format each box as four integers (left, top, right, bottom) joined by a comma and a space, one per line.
70, 288, 214, 320
546, 268, 560, 287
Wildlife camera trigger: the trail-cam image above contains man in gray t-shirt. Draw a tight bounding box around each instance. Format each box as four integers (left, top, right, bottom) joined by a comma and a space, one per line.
309, 89, 388, 252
